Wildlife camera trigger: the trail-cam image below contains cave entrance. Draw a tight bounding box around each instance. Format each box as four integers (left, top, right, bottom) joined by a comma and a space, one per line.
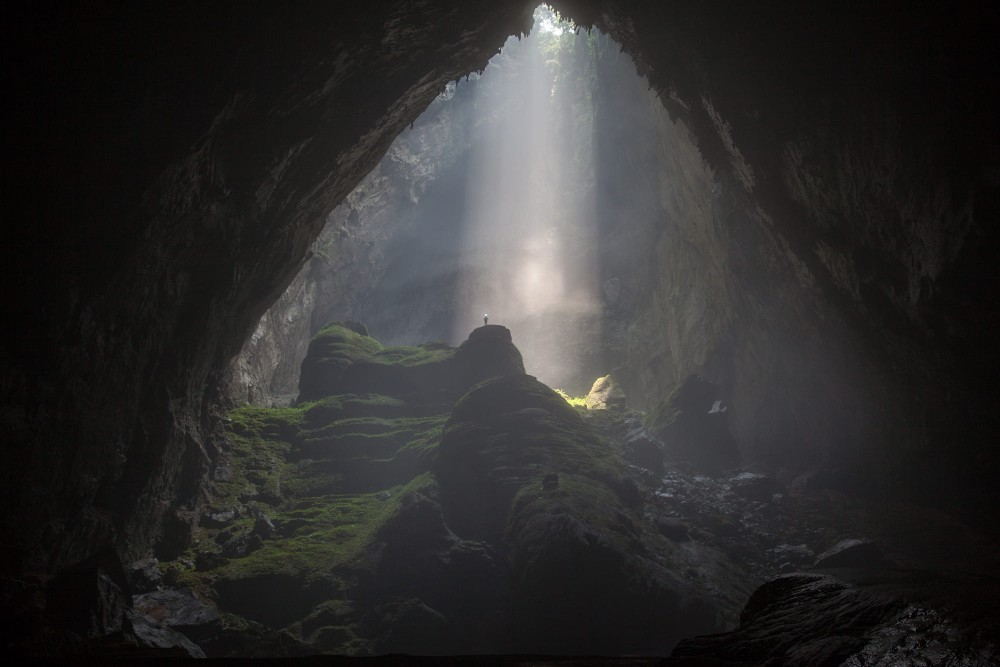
238, 4, 718, 403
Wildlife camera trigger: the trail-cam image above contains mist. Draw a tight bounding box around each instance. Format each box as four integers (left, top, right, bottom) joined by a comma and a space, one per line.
344, 6, 620, 394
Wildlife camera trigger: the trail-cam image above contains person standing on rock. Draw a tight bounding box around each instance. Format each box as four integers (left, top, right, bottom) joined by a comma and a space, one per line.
484, 314, 489, 326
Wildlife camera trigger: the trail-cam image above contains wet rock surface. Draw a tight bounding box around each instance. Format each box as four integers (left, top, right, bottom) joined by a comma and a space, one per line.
672, 571, 1000, 665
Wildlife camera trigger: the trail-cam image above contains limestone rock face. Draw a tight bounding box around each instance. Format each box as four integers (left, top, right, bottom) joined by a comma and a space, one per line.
646, 375, 740, 474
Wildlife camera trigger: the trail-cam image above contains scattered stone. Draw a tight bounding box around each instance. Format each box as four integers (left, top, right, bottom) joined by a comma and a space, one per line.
201, 508, 238, 528
127, 609, 206, 658
730, 472, 785, 503
133, 588, 221, 642
813, 539, 889, 569
221, 534, 263, 558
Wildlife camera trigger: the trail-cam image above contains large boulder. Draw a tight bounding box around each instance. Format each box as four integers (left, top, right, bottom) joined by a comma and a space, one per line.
132, 588, 221, 642
126, 609, 206, 658
584, 374, 626, 410
297, 323, 384, 402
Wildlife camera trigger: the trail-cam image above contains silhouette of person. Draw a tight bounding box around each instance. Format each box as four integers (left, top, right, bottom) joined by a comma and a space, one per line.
483, 314, 489, 326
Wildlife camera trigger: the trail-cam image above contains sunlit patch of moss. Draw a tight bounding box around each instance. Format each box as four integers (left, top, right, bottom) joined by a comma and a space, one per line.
554, 387, 588, 409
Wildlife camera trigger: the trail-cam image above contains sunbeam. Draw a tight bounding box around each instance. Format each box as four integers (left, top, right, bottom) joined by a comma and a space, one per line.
452, 5, 601, 393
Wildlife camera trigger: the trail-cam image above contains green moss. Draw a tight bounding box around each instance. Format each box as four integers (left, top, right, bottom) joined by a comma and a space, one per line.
506, 473, 642, 558
442, 374, 623, 485
554, 388, 588, 408
312, 323, 384, 358
216, 488, 397, 582
218, 404, 309, 505
370, 342, 454, 367
298, 325, 384, 401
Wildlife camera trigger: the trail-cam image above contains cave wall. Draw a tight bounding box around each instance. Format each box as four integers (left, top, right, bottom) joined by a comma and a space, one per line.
2, 0, 998, 576
1, 1, 536, 574
568, 0, 1000, 492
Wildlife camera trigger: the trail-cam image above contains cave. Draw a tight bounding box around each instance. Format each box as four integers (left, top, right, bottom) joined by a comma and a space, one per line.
3, 0, 999, 661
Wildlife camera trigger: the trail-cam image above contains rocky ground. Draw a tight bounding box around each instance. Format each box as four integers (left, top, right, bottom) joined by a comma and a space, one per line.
5, 324, 998, 662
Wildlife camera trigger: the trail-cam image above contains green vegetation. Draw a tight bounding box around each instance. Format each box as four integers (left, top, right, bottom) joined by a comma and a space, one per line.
370, 342, 453, 367
554, 387, 588, 408
310, 323, 383, 363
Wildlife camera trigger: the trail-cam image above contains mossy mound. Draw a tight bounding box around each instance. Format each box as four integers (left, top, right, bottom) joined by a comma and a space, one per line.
297, 323, 384, 402
436, 373, 721, 654
437, 374, 629, 538
299, 323, 525, 405
645, 374, 740, 474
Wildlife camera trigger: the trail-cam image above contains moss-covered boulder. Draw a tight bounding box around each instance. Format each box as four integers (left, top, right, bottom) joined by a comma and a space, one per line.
297, 323, 384, 402
436, 373, 721, 654
336, 342, 458, 404
645, 374, 740, 474
437, 374, 629, 539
